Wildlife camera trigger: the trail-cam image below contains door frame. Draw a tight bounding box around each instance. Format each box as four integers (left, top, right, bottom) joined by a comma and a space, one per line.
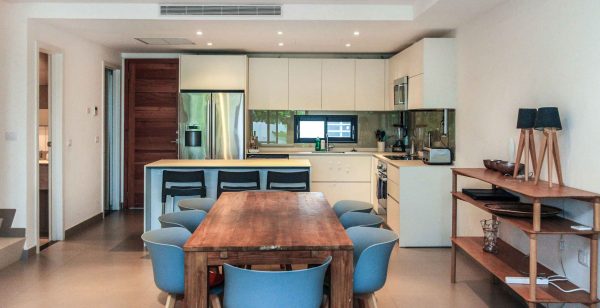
34, 41, 65, 253
100, 62, 122, 214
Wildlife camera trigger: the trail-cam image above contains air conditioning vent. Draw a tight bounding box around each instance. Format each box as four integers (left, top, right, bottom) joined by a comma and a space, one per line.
135, 38, 195, 45
160, 5, 282, 16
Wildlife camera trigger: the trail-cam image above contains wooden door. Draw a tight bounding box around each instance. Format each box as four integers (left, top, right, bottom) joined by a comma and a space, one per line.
124, 59, 179, 209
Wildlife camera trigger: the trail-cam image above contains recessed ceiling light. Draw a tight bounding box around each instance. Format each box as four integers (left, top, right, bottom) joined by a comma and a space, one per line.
196, 31, 203, 36
278, 42, 284, 46
345, 43, 351, 47
277, 31, 283, 35
207, 42, 213, 46
353, 31, 360, 36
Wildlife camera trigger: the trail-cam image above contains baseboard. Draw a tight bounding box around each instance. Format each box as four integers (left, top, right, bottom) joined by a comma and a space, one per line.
64, 213, 103, 240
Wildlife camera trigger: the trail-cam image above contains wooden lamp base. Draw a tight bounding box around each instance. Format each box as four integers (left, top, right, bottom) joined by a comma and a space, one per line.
534, 128, 564, 187
513, 128, 537, 180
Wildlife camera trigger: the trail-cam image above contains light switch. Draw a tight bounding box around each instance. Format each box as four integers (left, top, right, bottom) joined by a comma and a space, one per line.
4, 131, 17, 141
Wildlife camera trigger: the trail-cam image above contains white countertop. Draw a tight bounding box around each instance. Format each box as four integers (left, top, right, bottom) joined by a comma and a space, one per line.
373, 154, 426, 168
145, 159, 311, 168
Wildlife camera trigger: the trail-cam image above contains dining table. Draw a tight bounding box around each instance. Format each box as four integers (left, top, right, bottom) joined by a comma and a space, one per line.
183, 191, 354, 308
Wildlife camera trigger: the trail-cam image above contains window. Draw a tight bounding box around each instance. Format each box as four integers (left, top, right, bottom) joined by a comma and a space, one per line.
294, 115, 357, 143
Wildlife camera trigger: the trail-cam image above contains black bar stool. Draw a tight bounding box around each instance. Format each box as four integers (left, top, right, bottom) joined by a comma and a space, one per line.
161, 170, 207, 214
266, 171, 310, 192
217, 171, 260, 198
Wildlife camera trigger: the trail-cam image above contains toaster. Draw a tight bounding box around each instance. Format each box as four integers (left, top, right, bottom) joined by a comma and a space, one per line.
422, 147, 452, 165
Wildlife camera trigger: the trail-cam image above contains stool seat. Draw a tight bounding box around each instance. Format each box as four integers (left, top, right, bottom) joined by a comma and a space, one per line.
178, 198, 217, 212
332, 200, 373, 218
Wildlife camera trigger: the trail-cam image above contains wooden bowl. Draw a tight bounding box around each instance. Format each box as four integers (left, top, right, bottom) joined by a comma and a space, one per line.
494, 161, 524, 175
483, 159, 501, 170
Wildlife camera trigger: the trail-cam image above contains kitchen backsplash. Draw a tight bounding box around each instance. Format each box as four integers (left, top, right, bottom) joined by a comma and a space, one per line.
407, 109, 456, 152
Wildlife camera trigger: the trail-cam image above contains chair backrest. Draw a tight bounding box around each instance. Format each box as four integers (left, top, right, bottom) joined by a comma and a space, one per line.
223, 256, 332, 308
178, 197, 217, 212
217, 171, 260, 198
158, 210, 207, 233
141, 227, 190, 295
346, 227, 398, 294
332, 200, 373, 218
339, 212, 384, 229
266, 171, 310, 192
161, 170, 207, 202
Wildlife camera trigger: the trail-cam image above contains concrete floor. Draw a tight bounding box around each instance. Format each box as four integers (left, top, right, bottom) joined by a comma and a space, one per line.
0, 211, 524, 308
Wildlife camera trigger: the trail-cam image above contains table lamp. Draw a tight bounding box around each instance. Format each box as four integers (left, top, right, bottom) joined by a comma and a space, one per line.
513, 108, 538, 180
533, 107, 563, 187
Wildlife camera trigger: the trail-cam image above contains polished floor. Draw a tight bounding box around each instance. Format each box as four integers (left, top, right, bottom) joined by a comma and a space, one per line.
0, 211, 524, 307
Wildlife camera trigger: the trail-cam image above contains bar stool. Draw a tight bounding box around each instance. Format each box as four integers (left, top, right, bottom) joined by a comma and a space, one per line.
178, 197, 217, 212
216, 171, 260, 198
161, 170, 207, 214
266, 171, 310, 192
332, 200, 373, 218
339, 212, 384, 229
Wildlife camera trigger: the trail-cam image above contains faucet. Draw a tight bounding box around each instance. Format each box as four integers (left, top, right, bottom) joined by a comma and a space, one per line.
325, 133, 335, 152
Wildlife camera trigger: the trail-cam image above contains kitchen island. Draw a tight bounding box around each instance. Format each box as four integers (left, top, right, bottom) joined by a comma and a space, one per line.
143, 159, 311, 231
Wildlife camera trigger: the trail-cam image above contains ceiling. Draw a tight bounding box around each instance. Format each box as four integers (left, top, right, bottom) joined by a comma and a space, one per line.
34, 0, 505, 54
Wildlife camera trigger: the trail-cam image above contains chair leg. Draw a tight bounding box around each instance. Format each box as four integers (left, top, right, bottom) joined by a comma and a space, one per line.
209, 294, 222, 308
162, 202, 166, 215
165, 293, 176, 308
368, 293, 378, 308
321, 294, 329, 308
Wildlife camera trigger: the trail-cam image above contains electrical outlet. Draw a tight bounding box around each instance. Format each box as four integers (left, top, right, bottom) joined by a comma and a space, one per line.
578, 249, 590, 267
559, 239, 565, 251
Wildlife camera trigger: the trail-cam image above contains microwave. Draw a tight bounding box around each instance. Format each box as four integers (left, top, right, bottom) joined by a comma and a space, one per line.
393, 76, 408, 110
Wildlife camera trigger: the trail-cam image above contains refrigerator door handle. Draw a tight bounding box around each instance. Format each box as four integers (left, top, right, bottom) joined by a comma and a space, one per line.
210, 95, 216, 160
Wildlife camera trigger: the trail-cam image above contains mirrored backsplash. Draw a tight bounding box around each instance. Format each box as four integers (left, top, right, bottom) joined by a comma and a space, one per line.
249, 110, 398, 148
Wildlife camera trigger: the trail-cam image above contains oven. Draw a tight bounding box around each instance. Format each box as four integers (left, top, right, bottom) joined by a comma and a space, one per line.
376, 161, 388, 218
393, 76, 408, 110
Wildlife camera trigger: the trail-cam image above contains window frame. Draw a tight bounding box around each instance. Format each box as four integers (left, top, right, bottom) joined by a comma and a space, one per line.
293, 115, 358, 143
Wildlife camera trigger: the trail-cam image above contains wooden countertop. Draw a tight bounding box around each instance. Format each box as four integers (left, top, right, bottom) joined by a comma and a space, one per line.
145, 159, 311, 169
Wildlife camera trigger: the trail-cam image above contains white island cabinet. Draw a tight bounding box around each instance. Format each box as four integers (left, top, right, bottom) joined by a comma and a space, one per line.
289, 153, 371, 205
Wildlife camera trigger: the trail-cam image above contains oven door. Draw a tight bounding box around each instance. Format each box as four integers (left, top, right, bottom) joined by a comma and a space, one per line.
376, 172, 387, 215
393, 77, 408, 110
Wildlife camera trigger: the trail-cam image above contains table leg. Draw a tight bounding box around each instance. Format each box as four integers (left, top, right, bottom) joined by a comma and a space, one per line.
330, 250, 353, 308
185, 252, 208, 308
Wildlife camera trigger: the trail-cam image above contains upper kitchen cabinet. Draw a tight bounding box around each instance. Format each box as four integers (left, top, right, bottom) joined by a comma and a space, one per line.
180, 55, 247, 90
387, 38, 456, 110
289, 58, 322, 110
321, 59, 355, 111
355, 59, 385, 111
249, 58, 289, 110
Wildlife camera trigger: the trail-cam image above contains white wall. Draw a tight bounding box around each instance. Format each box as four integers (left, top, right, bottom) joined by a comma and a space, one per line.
0, 3, 119, 248
456, 0, 600, 297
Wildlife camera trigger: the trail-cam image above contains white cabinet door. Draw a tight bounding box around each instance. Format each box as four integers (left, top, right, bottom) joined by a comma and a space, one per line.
407, 40, 424, 77
312, 182, 371, 206
408, 74, 423, 110
291, 155, 371, 182
289, 59, 322, 110
249, 58, 288, 110
321, 59, 355, 111
180, 55, 247, 90
387, 195, 400, 235
355, 59, 385, 111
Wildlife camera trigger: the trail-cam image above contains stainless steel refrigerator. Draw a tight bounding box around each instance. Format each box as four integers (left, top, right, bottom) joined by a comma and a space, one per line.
178, 91, 245, 160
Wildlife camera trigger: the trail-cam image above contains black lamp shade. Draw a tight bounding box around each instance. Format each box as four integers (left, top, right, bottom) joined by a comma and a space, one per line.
516, 108, 537, 129
534, 107, 562, 131
185, 130, 202, 147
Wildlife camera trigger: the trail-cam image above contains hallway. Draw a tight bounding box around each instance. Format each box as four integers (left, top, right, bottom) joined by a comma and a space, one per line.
0, 211, 522, 308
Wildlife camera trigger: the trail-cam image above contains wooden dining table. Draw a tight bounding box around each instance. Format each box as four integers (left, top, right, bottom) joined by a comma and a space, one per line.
183, 191, 354, 308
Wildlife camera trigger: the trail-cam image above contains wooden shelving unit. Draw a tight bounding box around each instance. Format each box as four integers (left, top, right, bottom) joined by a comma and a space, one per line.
451, 168, 600, 307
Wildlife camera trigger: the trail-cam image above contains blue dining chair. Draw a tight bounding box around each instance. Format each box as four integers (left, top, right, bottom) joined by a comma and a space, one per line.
178, 197, 217, 212
346, 226, 398, 308
339, 212, 384, 229
141, 227, 222, 308
332, 200, 373, 218
223, 256, 332, 308
158, 210, 207, 233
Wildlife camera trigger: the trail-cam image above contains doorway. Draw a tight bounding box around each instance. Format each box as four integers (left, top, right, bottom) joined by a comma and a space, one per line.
103, 65, 122, 213
37, 51, 51, 249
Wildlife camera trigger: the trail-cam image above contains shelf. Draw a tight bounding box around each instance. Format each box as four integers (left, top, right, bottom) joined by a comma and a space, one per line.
453, 192, 598, 236
453, 237, 598, 304
453, 168, 600, 201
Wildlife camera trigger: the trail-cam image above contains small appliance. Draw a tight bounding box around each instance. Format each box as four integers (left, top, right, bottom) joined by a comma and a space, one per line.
422, 147, 452, 165
393, 76, 408, 110
384, 155, 418, 161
